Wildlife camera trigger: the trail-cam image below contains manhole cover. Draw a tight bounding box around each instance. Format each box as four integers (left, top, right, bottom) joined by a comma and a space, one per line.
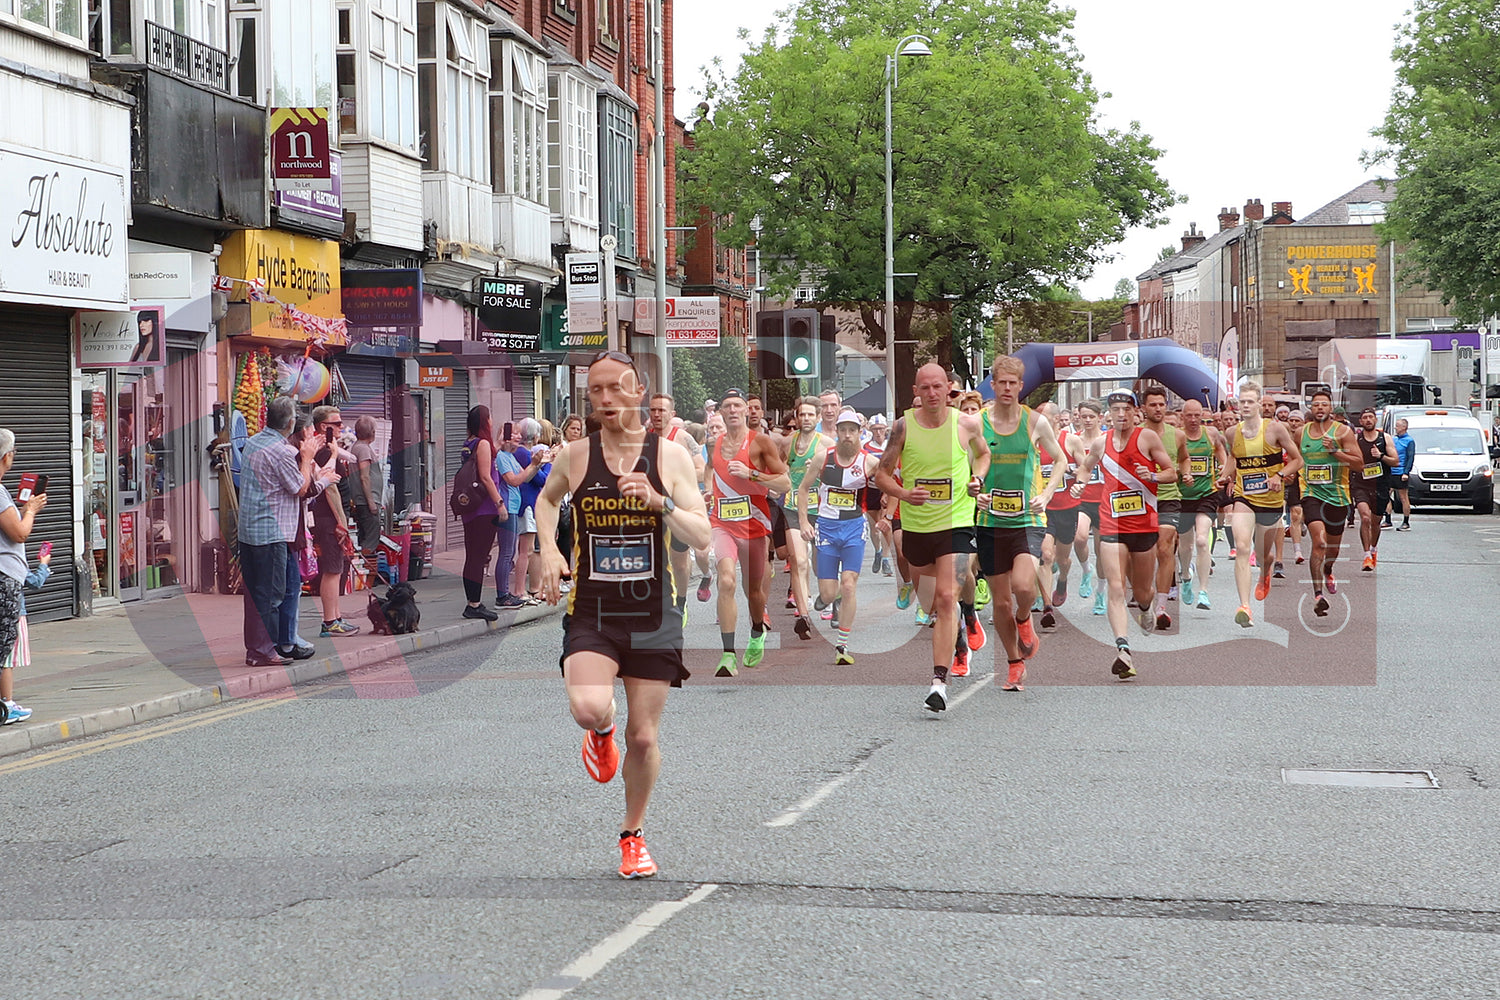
1282, 768, 1438, 788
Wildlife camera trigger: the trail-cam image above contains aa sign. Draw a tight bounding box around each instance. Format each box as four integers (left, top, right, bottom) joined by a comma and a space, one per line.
269, 108, 333, 192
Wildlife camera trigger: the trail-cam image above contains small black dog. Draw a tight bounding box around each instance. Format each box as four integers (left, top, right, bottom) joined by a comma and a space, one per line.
367, 581, 420, 635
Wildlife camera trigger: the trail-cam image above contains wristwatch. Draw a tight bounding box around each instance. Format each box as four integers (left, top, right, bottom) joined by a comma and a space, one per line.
660, 496, 676, 515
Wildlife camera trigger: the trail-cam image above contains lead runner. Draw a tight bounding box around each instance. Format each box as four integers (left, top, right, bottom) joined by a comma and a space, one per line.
536, 350, 712, 880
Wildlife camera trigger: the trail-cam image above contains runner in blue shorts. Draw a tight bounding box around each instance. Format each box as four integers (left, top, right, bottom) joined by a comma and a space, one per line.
797, 409, 880, 665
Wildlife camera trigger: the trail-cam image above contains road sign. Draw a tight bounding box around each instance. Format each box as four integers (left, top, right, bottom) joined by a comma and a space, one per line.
634, 297, 721, 346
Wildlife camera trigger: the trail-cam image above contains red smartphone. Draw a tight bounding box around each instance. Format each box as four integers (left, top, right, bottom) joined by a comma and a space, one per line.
16, 473, 37, 503
38, 541, 52, 560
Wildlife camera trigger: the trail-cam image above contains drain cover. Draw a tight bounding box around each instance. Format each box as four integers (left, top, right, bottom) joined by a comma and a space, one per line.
1282, 768, 1438, 788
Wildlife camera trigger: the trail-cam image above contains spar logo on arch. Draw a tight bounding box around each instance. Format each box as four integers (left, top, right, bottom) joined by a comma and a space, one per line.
1054, 344, 1140, 381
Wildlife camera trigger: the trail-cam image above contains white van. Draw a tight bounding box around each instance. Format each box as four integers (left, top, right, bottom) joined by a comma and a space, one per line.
1383, 408, 1494, 513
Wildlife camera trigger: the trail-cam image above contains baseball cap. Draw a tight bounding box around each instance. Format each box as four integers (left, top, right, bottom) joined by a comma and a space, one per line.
703, 398, 718, 407
836, 408, 861, 426
719, 389, 744, 401
868, 413, 888, 427
1106, 390, 1137, 407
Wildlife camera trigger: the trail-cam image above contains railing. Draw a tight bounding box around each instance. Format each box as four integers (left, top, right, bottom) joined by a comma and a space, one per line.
145, 20, 229, 95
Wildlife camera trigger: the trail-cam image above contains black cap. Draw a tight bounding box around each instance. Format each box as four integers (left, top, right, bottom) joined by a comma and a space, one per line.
1106, 390, 1137, 407
720, 388, 745, 401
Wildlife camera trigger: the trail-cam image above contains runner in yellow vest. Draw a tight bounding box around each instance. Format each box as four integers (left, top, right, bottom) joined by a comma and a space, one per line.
873, 363, 988, 713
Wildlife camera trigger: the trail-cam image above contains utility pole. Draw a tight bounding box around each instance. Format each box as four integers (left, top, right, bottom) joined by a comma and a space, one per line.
653, 0, 670, 393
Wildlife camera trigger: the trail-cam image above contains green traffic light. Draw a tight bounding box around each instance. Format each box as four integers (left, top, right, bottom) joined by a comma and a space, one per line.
792, 357, 811, 373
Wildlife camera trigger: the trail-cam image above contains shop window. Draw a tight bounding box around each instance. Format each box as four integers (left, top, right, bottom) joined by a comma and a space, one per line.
14, 0, 85, 40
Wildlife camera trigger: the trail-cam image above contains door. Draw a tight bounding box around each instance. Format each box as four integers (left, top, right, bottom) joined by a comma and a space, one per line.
116, 374, 145, 602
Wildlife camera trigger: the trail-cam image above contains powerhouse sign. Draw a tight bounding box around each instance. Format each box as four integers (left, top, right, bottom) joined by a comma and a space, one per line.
1, 144, 129, 309
1054, 345, 1139, 381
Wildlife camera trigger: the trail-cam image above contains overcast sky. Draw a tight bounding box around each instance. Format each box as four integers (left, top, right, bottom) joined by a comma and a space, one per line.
674, 0, 1410, 300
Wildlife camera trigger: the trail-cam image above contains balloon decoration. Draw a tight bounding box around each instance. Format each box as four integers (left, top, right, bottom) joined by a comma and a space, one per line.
275, 355, 332, 404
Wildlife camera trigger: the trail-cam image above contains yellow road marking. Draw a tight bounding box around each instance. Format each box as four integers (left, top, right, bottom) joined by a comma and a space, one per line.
0, 697, 291, 776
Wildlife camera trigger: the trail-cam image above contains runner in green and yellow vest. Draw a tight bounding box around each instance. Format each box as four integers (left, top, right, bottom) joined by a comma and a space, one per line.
779, 396, 831, 641
1175, 399, 1227, 610
1298, 388, 1360, 618
873, 363, 988, 714
1139, 387, 1190, 631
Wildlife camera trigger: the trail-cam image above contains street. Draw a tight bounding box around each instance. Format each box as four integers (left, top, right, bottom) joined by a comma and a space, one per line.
2, 513, 1499, 999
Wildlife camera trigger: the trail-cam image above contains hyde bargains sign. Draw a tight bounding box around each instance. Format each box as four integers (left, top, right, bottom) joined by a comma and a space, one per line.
1053, 345, 1139, 381
0, 144, 129, 310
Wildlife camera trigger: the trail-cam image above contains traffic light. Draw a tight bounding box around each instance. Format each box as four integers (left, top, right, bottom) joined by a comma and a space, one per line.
755, 308, 823, 381
1471, 359, 1483, 387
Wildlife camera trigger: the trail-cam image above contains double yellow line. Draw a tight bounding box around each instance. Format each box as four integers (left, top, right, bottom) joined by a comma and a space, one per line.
0, 696, 291, 777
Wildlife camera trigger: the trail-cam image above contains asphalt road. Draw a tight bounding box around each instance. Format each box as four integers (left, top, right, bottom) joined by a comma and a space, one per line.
3, 512, 1499, 999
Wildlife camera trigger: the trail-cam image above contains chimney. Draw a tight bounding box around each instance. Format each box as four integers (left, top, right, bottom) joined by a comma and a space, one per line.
1243, 198, 1264, 221
1218, 206, 1240, 231
1269, 201, 1295, 225
1181, 222, 1206, 251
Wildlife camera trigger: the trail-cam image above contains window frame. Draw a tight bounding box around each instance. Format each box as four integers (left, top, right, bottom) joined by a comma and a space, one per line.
338, 0, 419, 152
489, 38, 548, 206
6, 0, 88, 46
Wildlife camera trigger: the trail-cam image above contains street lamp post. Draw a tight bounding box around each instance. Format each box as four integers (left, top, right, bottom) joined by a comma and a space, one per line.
1067, 309, 1093, 408
884, 34, 932, 418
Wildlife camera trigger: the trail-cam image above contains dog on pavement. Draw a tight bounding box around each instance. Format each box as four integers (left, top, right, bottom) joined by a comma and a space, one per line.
368, 581, 420, 635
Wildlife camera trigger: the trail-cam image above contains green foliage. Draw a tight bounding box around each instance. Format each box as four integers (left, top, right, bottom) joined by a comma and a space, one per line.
681, 341, 750, 418
998, 299, 1124, 347
670, 350, 710, 419
1370, 1, 1500, 324
1155, 244, 1179, 264
683, 0, 1175, 394
1113, 277, 1136, 300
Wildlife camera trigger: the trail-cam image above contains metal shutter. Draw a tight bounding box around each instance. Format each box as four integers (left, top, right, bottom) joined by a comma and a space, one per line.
444, 370, 471, 477
512, 371, 536, 421
336, 356, 392, 419
0, 310, 75, 621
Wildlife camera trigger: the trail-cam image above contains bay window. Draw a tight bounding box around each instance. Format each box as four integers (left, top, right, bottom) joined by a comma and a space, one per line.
546, 70, 596, 223
416, 0, 489, 180
489, 39, 548, 206
335, 0, 417, 149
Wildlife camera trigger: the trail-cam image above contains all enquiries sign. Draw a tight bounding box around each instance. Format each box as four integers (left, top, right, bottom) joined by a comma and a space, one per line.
635, 297, 722, 347
0, 144, 129, 310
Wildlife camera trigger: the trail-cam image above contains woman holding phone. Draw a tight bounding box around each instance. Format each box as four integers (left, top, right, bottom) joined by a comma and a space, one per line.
0, 428, 48, 724
459, 406, 507, 621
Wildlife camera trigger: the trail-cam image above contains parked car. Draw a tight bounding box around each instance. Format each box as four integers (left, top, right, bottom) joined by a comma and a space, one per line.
1382, 408, 1494, 513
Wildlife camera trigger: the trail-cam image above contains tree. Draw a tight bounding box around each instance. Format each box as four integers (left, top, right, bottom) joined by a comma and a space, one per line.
1155, 244, 1179, 264
1370, 1, 1500, 324
1113, 277, 1135, 300
683, 0, 1175, 400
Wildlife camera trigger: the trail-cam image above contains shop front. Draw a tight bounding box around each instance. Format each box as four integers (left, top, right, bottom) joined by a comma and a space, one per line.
0, 139, 132, 621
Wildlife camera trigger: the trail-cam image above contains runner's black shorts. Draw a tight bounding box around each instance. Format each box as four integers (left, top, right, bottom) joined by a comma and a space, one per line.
1157, 499, 1182, 530
771, 502, 788, 550
977, 525, 1045, 577
1176, 496, 1218, 531
1229, 499, 1285, 527
1299, 497, 1348, 536
1284, 479, 1302, 510
784, 504, 802, 531
1044, 506, 1079, 543
559, 599, 688, 687
1101, 531, 1158, 554
862, 486, 883, 512
1079, 500, 1100, 530
901, 525, 976, 568
1351, 486, 1386, 511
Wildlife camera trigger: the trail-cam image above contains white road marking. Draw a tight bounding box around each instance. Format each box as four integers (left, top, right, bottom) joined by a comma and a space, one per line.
764, 671, 994, 828
517, 883, 719, 1000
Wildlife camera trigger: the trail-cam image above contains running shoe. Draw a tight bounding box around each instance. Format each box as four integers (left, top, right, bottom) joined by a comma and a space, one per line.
794, 616, 812, 640
1314, 594, 1330, 617
1032, 596, 1044, 613
462, 604, 499, 622
1294, 548, 1305, 564
745, 632, 766, 668
896, 584, 914, 610
696, 577, 712, 602
882, 559, 893, 577
1092, 589, 1107, 616
785, 595, 797, 610
715, 652, 738, 677
1229, 546, 1237, 559
915, 607, 932, 627
1155, 610, 1172, 631
1001, 659, 1026, 692
1249, 551, 1258, 569
1397, 521, 1411, 531
1234, 605, 1253, 627
1371, 550, 1379, 566
583, 725, 620, 784
1078, 566, 1094, 598
1273, 561, 1285, 579
1052, 579, 1068, 607
975, 578, 991, 608
496, 594, 525, 609
1181, 578, 1195, 607
950, 646, 970, 678
813, 595, 829, 612
1111, 647, 1136, 679
1039, 608, 1057, 633
320, 619, 361, 637
1195, 590, 1211, 610
618, 833, 658, 879
924, 680, 949, 713
835, 645, 855, 666
1255, 573, 1272, 601
3, 700, 32, 725
1016, 615, 1040, 659
1381, 517, 1392, 528
872, 549, 884, 573
1325, 573, 1338, 595
1361, 555, 1374, 572
1139, 607, 1155, 633
965, 613, 986, 651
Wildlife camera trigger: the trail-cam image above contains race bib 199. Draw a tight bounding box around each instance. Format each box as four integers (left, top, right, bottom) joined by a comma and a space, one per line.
1189, 456, 1210, 476
590, 534, 654, 582
989, 489, 1025, 516
1306, 464, 1333, 485
1362, 463, 1383, 480
716, 495, 752, 521
1109, 490, 1145, 516
915, 478, 953, 504
825, 487, 858, 510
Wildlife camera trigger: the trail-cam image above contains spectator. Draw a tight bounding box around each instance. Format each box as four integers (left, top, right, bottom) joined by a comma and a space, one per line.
495, 420, 544, 607
511, 418, 551, 601
348, 415, 384, 556
459, 405, 506, 621
237, 397, 333, 667
311, 406, 360, 637
277, 415, 318, 661
560, 414, 585, 443
0, 428, 46, 724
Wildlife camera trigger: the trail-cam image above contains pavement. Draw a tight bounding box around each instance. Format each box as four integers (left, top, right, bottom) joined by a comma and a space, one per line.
0, 547, 561, 759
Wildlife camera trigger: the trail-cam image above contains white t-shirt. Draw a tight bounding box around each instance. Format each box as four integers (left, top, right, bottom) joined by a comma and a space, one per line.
0, 484, 29, 583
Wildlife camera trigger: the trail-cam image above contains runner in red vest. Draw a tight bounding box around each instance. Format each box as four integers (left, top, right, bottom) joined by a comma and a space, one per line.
1035, 401, 1086, 632
1074, 390, 1176, 680
705, 389, 790, 677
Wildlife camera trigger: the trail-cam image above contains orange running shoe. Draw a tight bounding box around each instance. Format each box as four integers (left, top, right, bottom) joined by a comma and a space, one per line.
1001, 659, 1026, 692
950, 645, 970, 678
1016, 615, 1040, 659
618, 832, 658, 879
965, 613, 987, 651
583, 727, 620, 784
1254, 573, 1271, 601
1361, 555, 1374, 572
1371, 550, 1378, 566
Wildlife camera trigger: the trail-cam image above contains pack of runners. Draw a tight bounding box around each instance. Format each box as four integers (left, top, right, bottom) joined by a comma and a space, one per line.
534, 350, 1408, 880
